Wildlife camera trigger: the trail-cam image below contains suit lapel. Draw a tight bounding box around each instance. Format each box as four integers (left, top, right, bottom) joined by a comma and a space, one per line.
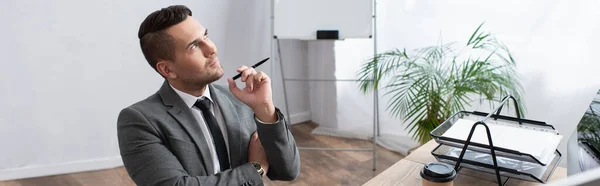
210, 84, 244, 168
158, 81, 213, 174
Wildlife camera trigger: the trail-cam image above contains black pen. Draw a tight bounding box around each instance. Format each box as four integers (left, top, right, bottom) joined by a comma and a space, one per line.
232, 57, 270, 80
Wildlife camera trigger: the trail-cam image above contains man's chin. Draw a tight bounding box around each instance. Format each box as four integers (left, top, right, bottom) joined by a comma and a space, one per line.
207, 70, 224, 84
214, 69, 224, 80
180, 73, 223, 88
180, 68, 225, 86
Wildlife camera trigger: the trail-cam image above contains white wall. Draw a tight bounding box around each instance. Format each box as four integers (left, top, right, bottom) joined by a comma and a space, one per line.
306, 41, 338, 127
271, 40, 311, 124
213, 0, 310, 124
0, 0, 309, 181
312, 0, 600, 167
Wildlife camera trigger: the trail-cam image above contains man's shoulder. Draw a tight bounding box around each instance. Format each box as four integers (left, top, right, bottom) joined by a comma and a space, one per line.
120, 92, 164, 116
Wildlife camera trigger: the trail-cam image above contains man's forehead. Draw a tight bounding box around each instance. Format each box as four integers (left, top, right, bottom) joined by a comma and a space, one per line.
166, 16, 205, 43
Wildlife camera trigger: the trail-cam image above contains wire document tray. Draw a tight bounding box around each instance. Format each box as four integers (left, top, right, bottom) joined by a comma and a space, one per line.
430, 111, 560, 165
432, 143, 562, 183
429, 95, 563, 186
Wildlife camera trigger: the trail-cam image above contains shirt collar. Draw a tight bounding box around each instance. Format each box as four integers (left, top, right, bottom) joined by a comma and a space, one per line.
170, 84, 213, 109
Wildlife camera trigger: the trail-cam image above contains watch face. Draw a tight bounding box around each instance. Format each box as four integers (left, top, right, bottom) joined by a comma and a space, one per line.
253, 162, 261, 169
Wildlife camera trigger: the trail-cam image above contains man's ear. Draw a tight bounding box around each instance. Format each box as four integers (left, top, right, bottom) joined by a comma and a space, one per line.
156, 60, 177, 79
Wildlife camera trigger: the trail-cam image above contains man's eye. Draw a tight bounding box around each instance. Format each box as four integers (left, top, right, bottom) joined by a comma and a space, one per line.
191, 43, 197, 49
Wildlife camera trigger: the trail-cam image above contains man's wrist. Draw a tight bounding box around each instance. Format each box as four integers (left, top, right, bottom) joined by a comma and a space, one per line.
252, 103, 277, 123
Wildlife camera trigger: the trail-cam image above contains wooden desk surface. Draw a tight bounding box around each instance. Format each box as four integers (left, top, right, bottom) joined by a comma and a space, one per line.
364, 140, 567, 186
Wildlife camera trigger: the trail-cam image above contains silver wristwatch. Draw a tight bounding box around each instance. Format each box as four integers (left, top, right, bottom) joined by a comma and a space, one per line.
250, 162, 264, 177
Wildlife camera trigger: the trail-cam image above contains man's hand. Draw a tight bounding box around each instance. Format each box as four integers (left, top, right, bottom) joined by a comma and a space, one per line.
227, 66, 277, 123
248, 132, 269, 176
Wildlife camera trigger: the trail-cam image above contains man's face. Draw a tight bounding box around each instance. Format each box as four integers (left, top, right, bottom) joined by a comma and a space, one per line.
164, 16, 223, 87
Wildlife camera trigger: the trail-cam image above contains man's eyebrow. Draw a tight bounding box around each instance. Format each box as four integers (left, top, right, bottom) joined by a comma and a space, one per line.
186, 29, 208, 49
186, 39, 198, 49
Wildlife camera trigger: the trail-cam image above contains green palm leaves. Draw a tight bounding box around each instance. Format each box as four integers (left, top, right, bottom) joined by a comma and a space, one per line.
358, 23, 525, 144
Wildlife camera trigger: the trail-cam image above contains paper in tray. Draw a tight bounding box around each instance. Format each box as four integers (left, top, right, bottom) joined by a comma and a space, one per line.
442, 118, 562, 165
430, 111, 561, 165
432, 143, 562, 183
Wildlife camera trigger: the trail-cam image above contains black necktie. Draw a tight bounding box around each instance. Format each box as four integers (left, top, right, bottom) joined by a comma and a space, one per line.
194, 98, 230, 171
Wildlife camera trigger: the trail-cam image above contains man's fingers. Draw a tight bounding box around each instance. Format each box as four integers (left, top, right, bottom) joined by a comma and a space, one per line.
246, 71, 265, 92
254, 71, 266, 84
241, 68, 256, 82
252, 131, 259, 142
227, 78, 242, 97
237, 65, 249, 73
241, 69, 257, 92
246, 73, 256, 92
252, 132, 263, 147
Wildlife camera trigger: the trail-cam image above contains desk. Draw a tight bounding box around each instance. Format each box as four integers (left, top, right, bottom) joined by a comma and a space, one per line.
364, 140, 567, 186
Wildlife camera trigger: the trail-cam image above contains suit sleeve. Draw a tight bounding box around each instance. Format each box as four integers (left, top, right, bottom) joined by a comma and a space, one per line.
254, 108, 301, 181
117, 107, 262, 186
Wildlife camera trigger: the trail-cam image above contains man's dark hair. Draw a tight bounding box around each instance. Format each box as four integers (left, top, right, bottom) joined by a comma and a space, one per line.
138, 5, 192, 72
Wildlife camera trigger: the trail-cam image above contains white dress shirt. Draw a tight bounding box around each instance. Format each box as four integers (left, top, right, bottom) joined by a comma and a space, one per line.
170, 84, 229, 175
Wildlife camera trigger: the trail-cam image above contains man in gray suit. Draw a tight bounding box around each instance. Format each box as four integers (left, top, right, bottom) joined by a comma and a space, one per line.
117, 5, 300, 186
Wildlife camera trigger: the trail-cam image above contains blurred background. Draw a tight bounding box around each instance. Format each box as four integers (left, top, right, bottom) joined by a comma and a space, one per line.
1, 0, 600, 185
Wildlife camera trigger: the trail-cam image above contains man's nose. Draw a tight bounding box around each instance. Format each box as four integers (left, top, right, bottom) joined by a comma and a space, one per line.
202, 43, 217, 58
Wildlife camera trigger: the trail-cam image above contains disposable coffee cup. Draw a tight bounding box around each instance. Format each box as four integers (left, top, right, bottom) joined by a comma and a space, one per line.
420, 162, 457, 186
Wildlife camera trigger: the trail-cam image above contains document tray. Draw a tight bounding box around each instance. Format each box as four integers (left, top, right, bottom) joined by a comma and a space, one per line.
431, 143, 562, 183
430, 111, 559, 166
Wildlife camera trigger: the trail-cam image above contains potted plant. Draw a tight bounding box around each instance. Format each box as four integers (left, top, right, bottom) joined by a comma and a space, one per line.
357, 23, 526, 144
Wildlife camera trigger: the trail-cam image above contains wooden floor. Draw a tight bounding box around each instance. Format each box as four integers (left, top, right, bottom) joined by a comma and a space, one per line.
0, 122, 404, 186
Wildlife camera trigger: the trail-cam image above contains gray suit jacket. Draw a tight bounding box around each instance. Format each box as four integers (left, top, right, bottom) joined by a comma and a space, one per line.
117, 81, 300, 186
